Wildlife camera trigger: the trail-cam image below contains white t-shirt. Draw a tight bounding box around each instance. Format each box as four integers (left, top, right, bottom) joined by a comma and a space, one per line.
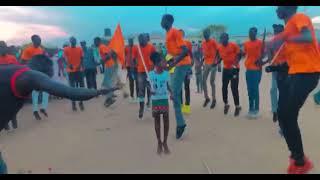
148, 70, 170, 100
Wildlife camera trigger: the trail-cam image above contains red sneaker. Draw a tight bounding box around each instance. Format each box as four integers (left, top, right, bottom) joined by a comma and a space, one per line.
287, 157, 314, 174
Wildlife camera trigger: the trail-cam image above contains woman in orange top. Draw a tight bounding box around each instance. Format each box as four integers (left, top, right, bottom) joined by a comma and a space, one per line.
269, 6, 320, 174
218, 33, 242, 117
243, 27, 263, 118
136, 33, 156, 120
161, 14, 190, 139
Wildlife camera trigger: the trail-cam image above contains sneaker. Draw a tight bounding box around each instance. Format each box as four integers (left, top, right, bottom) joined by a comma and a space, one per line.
176, 124, 187, 140
224, 104, 230, 115
145, 103, 151, 112
181, 104, 186, 113
33, 111, 42, 120
72, 103, 77, 112
184, 105, 191, 114
138, 112, 143, 121
79, 102, 84, 111
40, 109, 48, 117
246, 111, 254, 119
287, 157, 314, 174
273, 112, 278, 123
203, 98, 210, 108
210, 100, 216, 109
251, 111, 260, 119
104, 98, 116, 108
279, 129, 284, 137
234, 106, 241, 117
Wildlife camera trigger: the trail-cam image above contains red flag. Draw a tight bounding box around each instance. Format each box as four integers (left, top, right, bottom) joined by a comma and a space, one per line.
108, 24, 125, 66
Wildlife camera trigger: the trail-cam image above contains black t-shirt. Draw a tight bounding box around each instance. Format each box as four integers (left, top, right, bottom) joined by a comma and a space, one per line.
0, 64, 30, 132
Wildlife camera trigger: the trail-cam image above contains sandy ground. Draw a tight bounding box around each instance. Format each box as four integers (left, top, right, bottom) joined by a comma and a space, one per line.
0, 67, 320, 174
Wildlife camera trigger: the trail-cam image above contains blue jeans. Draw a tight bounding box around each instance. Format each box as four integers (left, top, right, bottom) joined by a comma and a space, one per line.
32, 91, 49, 112
245, 70, 262, 112
102, 67, 115, 99
0, 152, 7, 174
315, 90, 320, 105
171, 65, 191, 127
270, 72, 278, 113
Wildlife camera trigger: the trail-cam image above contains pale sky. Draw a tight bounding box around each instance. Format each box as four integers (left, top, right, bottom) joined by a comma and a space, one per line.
1, 6, 319, 47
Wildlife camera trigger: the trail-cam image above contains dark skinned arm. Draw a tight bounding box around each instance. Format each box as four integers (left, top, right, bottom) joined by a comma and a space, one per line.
167, 46, 188, 68
271, 27, 313, 48
17, 70, 119, 101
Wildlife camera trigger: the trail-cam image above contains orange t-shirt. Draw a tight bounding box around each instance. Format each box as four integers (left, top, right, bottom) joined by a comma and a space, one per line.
280, 13, 320, 74
243, 39, 263, 70
125, 45, 138, 68
99, 44, 115, 68
0, 54, 18, 65
63, 46, 84, 73
218, 42, 241, 69
166, 28, 191, 66
272, 43, 287, 65
202, 39, 218, 65
21, 46, 44, 61
136, 43, 156, 73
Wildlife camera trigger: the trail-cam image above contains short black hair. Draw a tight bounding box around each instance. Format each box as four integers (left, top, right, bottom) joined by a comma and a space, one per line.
162, 14, 174, 24
250, 27, 257, 32
28, 54, 53, 76
150, 52, 162, 65
31, 34, 40, 41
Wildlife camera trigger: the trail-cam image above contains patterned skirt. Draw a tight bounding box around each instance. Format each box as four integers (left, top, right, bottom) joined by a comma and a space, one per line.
152, 99, 169, 116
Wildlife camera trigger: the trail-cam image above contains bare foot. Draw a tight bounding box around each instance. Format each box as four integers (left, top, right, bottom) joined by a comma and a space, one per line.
157, 142, 163, 155
162, 142, 170, 155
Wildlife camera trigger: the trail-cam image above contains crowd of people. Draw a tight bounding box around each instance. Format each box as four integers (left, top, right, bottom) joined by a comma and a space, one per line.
1, 6, 320, 174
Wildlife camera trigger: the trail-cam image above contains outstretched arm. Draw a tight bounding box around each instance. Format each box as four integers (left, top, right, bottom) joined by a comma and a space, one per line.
17, 70, 119, 101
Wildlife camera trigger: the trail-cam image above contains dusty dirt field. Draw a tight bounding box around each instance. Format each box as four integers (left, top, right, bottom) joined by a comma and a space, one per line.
1, 68, 320, 174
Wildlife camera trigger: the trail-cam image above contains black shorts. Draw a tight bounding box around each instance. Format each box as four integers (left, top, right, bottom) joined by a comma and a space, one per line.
68, 71, 84, 84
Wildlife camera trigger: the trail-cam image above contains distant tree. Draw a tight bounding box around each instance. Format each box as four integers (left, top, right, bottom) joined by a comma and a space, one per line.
200, 24, 227, 40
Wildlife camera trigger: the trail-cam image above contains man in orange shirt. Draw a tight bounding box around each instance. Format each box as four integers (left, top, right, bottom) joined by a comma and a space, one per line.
180, 29, 192, 114
125, 38, 139, 103
21, 35, 44, 63
314, 42, 320, 105
269, 6, 320, 174
218, 33, 242, 117
161, 14, 191, 139
21, 35, 49, 121
0, 41, 18, 65
136, 33, 156, 120
243, 27, 263, 119
201, 28, 219, 109
64, 37, 85, 112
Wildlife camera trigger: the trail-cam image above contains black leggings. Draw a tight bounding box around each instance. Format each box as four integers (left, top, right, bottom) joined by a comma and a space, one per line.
278, 73, 319, 165
180, 76, 191, 106
222, 68, 240, 106
84, 69, 97, 90
127, 67, 138, 98
68, 71, 85, 105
